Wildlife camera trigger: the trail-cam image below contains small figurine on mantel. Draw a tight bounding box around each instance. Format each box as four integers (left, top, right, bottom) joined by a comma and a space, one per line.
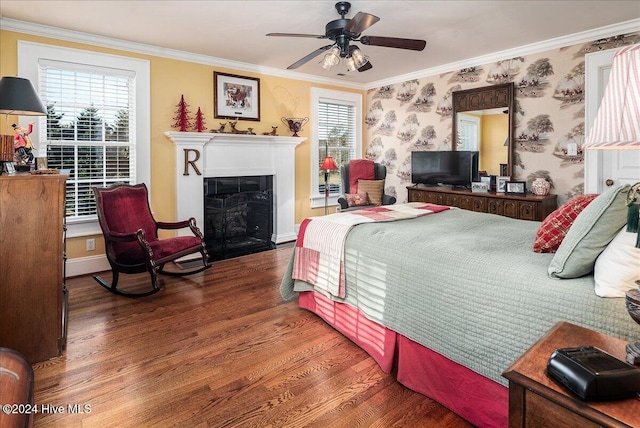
228, 120, 255, 135
262, 126, 278, 136
211, 122, 227, 133
13, 123, 35, 164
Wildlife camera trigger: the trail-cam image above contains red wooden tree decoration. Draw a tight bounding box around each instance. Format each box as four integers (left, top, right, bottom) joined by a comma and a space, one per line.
172, 95, 193, 132
193, 107, 207, 132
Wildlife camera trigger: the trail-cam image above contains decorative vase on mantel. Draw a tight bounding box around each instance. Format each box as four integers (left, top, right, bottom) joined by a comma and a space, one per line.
531, 177, 551, 196
281, 117, 309, 137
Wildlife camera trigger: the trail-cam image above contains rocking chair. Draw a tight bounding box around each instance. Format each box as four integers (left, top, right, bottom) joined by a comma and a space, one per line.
92, 183, 211, 297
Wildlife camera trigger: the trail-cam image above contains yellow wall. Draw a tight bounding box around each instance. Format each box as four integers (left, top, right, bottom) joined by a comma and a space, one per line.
0, 29, 364, 260
480, 114, 509, 176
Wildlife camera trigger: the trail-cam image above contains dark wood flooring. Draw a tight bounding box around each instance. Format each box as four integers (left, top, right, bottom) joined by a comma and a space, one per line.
32, 248, 472, 427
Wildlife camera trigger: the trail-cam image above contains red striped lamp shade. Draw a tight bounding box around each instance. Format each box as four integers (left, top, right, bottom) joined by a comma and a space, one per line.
584, 44, 640, 150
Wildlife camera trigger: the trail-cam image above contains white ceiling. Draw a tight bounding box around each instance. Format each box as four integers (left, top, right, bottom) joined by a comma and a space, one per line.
1, 1, 639, 86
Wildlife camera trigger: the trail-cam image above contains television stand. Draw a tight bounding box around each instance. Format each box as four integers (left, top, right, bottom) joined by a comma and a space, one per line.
407, 185, 556, 221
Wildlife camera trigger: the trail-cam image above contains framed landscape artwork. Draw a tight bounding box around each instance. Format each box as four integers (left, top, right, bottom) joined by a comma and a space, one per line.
214, 72, 260, 121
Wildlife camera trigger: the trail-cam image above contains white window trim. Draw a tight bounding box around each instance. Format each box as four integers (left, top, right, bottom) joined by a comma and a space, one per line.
310, 87, 362, 209
18, 41, 150, 238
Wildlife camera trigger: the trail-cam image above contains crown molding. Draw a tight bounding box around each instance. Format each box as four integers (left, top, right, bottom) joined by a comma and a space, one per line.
2, 16, 638, 91
365, 18, 640, 89
0, 17, 364, 90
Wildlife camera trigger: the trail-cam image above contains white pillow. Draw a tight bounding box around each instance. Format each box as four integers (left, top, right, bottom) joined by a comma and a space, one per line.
594, 228, 640, 297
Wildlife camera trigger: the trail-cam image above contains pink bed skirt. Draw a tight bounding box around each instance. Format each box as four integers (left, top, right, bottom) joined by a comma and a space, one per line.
298, 291, 508, 428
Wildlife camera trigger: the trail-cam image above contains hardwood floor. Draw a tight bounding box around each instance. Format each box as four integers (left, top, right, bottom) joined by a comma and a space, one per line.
33, 248, 471, 427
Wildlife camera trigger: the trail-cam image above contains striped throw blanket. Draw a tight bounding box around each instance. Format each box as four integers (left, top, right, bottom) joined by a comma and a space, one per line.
293, 203, 450, 298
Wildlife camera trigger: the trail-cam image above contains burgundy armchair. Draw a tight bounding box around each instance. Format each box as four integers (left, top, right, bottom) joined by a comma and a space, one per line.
92, 183, 210, 297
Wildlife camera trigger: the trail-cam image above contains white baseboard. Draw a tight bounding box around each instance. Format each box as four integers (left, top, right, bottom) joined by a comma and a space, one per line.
66, 255, 110, 278
65, 228, 303, 278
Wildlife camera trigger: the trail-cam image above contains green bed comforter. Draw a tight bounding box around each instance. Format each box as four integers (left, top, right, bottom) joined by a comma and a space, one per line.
281, 208, 639, 386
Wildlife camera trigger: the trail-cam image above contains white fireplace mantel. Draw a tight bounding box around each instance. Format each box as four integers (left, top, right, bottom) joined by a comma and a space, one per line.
165, 131, 305, 244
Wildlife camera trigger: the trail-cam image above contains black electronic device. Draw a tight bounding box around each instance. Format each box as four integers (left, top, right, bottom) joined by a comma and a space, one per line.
410, 150, 479, 188
547, 346, 640, 401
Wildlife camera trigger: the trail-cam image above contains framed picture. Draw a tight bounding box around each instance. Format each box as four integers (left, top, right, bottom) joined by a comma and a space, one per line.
36, 157, 48, 170
2, 162, 15, 174
506, 181, 527, 195
496, 176, 510, 193
214, 72, 260, 121
471, 182, 490, 193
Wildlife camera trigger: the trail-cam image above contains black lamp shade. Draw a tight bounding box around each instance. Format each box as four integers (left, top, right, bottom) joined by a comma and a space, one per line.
0, 76, 47, 116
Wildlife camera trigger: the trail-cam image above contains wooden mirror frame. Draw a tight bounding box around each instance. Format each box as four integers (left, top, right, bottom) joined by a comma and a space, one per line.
451, 82, 515, 178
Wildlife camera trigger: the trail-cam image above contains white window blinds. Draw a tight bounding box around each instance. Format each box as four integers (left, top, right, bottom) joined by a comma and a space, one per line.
317, 100, 356, 194
38, 61, 136, 219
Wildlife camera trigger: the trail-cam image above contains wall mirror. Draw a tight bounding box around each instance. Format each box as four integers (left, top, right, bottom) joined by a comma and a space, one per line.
452, 82, 514, 178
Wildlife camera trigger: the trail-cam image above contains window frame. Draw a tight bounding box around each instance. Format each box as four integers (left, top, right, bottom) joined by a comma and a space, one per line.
18, 41, 150, 238
310, 87, 362, 209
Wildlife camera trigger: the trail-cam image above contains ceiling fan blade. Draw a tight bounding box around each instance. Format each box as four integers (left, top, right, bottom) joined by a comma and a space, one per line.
266, 33, 327, 39
360, 36, 426, 51
357, 60, 373, 72
344, 12, 380, 35
287, 45, 334, 70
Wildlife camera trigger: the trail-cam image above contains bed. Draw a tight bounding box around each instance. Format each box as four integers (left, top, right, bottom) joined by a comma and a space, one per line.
280, 185, 639, 427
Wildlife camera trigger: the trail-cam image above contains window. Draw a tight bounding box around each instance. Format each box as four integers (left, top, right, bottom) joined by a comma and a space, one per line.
310, 88, 362, 208
456, 113, 480, 151
41, 62, 135, 218
18, 41, 150, 237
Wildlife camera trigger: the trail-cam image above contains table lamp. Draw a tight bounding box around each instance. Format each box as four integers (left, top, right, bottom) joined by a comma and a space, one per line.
583, 43, 640, 365
0, 76, 48, 173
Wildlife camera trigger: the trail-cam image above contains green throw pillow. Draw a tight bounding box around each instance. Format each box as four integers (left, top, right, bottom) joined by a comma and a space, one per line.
548, 184, 630, 279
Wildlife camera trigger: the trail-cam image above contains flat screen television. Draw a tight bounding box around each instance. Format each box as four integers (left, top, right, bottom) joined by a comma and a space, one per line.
411, 151, 479, 188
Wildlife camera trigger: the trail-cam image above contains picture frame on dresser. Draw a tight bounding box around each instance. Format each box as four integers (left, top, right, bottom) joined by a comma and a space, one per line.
471, 182, 490, 193
497, 176, 510, 193
505, 181, 526, 195
2, 161, 15, 174
214, 71, 261, 121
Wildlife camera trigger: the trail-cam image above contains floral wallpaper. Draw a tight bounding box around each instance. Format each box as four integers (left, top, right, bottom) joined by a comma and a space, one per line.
364, 33, 639, 205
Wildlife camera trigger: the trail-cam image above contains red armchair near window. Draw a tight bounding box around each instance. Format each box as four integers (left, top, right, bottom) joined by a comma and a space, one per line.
92, 183, 210, 297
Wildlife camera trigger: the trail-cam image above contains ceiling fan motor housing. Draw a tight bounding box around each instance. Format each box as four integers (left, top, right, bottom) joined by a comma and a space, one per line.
326, 19, 356, 56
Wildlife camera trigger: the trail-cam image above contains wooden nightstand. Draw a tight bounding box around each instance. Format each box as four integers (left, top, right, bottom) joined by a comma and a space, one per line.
503, 322, 640, 427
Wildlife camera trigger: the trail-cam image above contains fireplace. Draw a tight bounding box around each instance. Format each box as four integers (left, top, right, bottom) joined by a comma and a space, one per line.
165, 132, 305, 247
204, 175, 274, 260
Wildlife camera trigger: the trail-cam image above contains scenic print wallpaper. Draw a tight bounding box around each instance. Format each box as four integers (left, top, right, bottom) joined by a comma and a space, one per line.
365, 32, 639, 205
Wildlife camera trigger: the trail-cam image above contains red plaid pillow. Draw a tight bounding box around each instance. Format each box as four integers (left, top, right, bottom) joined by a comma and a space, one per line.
533, 194, 599, 253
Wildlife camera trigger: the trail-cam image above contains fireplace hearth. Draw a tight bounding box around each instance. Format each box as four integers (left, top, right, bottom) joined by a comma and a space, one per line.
204, 176, 274, 260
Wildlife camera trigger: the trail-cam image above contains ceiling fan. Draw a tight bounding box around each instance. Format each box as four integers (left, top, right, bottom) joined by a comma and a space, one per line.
266, 1, 426, 73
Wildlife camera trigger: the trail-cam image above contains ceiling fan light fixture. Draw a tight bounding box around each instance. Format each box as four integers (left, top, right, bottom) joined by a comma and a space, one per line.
320, 46, 341, 70
269, 3, 426, 73
346, 56, 358, 72
351, 48, 369, 68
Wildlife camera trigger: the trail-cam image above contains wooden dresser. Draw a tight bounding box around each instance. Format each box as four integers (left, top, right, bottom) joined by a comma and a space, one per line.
407, 185, 557, 221
0, 173, 68, 363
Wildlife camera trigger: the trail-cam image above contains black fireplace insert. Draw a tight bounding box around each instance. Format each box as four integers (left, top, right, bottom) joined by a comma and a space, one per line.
204, 176, 274, 261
